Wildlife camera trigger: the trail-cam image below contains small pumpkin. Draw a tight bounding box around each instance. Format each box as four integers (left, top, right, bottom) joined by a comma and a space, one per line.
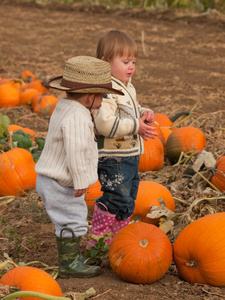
160, 127, 172, 144
0, 148, 37, 196
0, 83, 21, 108
21, 70, 36, 82
210, 156, 225, 192
0, 266, 63, 300
84, 180, 103, 208
8, 124, 38, 142
109, 222, 172, 284
155, 113, 174, 129
130, 181, 175, 225
173, 212, 225, 286
25, 80, 48, 93
166, 126, 207, 164
138, 136, 164, 172
20, 88, 39, 106
31, 92, 59, 115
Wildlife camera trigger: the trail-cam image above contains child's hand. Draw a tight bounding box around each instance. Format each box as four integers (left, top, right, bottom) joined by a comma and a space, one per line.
142, 110, 155, 125
138, 115, 157, 141
74, 188, 87, 198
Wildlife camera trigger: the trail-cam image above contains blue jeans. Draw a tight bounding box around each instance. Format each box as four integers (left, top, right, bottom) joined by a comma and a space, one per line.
96, 156, 140, 220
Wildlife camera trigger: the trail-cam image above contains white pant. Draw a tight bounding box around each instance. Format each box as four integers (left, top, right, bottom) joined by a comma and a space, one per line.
36, 174, 88, 238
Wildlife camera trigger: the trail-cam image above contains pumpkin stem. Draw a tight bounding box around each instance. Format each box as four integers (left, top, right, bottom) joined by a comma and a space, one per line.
139, 239, 148, 248
1, 291, 70, 300
185, 260, 198, 269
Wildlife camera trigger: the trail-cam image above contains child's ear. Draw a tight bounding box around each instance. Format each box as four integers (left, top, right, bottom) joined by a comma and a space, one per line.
101, 56, 105, 61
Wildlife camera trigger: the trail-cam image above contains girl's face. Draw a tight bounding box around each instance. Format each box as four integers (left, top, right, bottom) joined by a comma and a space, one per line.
109, 55, 136, 85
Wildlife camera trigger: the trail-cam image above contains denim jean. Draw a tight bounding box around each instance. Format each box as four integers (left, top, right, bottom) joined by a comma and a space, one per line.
96, 155, 140, 220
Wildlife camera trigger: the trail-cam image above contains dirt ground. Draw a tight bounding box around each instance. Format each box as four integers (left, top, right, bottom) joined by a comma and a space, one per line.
1, 1, 225, 299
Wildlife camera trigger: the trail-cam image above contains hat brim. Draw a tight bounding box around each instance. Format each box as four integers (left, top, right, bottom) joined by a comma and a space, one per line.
48, 76, 124, 95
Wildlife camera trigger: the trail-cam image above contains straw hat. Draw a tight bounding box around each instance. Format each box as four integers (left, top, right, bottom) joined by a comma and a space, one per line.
48, 56, 124, 95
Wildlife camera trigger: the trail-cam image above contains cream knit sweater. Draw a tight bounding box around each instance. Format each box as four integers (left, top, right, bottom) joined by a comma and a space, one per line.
35, 98, 98, 190
93, 76, 152, 157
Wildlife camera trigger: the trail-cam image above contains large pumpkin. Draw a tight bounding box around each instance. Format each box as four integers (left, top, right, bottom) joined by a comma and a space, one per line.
173, 212, 225, 286
210, 156, 225, 192
131, 181, 175, 225
0, 83, 21, 108
0, 148, 37, 196
84, 180, 103, 207
138, 136, 164, 172
166, 126, 206, 164
0, 266, 62, 300
109, 222, 172, 284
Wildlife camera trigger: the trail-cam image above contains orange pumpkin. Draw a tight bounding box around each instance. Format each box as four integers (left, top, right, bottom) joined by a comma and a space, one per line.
151, 121, 166, 148
31, 92, 59, 115
8, 124, 38, 142
0, 83, 21, 108
160, 127, 172, 144
21, 70, 36, 82
109, 222, 172, 284
0, 148, 37, 196
210, 156, 225, 192
166, 126, 207, 164
20, 88, 39, 106
25, 80, 48, 93
84, 180, 103, 207
155, 113, 174, 129
138, 136, 164, 172
0, 266, 62, 299
131, 181, 175, 225
173, 212, 225, 286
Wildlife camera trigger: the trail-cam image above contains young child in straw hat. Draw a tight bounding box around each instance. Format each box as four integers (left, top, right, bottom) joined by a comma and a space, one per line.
87, 30, 157, 250
35, 56, 123, 278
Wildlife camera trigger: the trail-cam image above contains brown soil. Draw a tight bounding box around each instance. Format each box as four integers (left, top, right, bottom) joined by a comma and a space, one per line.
1, 2, 225, 299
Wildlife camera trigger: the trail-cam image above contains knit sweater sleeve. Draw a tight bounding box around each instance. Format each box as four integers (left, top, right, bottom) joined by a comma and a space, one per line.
63, 114, 90, 190
94, 95, 139, 138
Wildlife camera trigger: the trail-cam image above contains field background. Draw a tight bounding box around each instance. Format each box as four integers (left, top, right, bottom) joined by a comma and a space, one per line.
1, 1, 225, 299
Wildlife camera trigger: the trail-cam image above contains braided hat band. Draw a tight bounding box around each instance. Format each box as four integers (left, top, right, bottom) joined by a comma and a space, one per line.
48, 56, 124, 95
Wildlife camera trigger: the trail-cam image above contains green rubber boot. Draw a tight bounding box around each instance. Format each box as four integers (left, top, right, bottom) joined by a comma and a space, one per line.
56, 228, 101, 278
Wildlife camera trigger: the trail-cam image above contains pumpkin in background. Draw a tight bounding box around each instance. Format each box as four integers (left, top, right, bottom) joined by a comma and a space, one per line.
138, 136, 164, 172
160, 127, 172, 145
31, 92, 59, 115
166, 126, 206, 164
155, 113, 174, 130
84, 180, 103, 208
25, 80, 48, 93
151, 121, 166, 149
20, 88, 39, 106
131, 181, 175, 225
173, 212, 225, 286
8, 124, 38, 142
0, 148, 37, 196
21, 70, 36, 83
0, 266, 62, 299
210, 156, 225, 192
0, 83, 21, 108
109, 222, 172, 284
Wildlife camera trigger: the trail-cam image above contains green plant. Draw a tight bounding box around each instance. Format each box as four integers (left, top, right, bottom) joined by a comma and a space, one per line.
1, 216, 22, 252
85, 236, 110, 263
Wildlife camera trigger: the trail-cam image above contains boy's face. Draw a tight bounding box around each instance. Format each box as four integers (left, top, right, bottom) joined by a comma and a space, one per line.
109, 55, 136, 85
91, 94, 103, 110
